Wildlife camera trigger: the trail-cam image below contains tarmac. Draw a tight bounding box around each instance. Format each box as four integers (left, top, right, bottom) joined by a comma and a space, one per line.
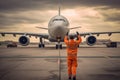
0, 45, 120, 80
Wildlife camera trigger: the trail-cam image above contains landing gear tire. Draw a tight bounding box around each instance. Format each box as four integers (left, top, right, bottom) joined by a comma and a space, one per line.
56, 44, 62, 49
38, 44, 45, 48
42, 44, 45, 48
56, 44, 58, 49
39, 44, 41, 48
43, 44, 45, 48
60, 44, 62, 49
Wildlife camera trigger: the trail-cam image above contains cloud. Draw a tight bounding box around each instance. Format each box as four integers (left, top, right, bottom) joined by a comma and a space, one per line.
0, 0, 120, 12
0, 10, 54, 28
96, 8, 120, 23
103, 12, 120, 23
0, 0, 120, 31
0, 0, 120, 42
0, 0, 57, 12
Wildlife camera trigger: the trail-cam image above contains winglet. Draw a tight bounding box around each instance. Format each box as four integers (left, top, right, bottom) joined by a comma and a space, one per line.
58, 0, 61, 15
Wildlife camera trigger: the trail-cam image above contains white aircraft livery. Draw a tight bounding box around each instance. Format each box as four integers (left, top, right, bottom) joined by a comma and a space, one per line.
0, 1, 120, 49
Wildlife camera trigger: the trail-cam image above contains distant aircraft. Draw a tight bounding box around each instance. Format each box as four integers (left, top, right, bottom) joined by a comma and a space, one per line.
0, 1, 120, 49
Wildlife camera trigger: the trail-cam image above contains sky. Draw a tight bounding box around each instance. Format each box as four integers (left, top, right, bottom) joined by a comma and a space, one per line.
0, 0, 120, 42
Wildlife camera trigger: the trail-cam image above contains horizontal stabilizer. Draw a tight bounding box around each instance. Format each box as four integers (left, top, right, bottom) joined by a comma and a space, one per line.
36, 26, 48, 30
69, 26, 81, 30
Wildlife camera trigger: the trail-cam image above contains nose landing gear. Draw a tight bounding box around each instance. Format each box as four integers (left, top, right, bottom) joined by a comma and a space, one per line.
56, 44, 62, 49
56, 36, 62, 49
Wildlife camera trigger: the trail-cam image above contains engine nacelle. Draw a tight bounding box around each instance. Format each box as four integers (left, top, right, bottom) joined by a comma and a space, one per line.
86, 36, 96, 46
19, 36, 30, 46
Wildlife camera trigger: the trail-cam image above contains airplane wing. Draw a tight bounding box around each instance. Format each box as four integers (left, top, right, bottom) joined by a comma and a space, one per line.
36, 26, 48, 30
0, 31, 120, 47
69, 26, 81, 30
69, 31, 120, 46
69, 31, 120, 37
0, 32, 49, 39
1, 31, 120, 39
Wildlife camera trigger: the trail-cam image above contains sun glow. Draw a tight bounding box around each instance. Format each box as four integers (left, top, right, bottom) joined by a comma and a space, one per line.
62, 9, 78, 17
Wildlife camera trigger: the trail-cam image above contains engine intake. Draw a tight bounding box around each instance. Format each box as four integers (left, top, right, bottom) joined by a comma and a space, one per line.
86, 36, 96, 46
19, 36, 30, 46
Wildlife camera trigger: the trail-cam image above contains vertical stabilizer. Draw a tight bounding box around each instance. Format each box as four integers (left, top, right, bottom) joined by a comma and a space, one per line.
58, 0, 61, 15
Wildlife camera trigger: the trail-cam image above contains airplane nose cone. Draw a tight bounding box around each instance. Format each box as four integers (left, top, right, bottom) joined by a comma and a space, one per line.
54, 26, 63, 32
53, 26, 65, 36
49, 25, 69, 40
56, 26, 62, 30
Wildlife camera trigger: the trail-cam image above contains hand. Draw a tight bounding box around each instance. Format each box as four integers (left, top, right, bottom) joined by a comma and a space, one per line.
76, 31, 79, 35
66, 32, 69, 36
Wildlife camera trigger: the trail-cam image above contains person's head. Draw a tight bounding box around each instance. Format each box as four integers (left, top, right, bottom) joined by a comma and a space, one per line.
69, 35, 74, 40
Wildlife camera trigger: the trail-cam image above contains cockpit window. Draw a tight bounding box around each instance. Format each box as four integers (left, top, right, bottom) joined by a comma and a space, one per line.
53, 19, 65, 22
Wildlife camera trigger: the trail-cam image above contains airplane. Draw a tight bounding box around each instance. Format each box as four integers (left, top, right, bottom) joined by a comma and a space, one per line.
0, 2, 120, 49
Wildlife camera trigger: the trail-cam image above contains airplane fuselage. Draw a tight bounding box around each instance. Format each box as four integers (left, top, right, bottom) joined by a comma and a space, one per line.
48, 15, 69, 42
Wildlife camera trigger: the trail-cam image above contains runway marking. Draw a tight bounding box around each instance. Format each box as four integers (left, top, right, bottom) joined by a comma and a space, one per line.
108, 56, 120, 58
0, 56, 120, 58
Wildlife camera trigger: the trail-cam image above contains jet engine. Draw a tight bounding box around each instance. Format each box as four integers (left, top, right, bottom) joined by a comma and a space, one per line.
19, 36, 30, 46
86, 36, 96, 46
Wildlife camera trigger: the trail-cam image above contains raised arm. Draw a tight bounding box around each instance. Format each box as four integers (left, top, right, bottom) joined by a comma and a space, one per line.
76, 32, 82, 44
76, 35, 82, 44
64, 32, 69, 45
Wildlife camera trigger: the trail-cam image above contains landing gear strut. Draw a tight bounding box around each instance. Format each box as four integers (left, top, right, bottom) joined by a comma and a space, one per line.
56, 36, 62, 49
38, 37, 45, 48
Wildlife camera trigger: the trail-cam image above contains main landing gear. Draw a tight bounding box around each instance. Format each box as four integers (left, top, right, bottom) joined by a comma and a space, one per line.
38, 37, 45, 48
39, 43, 45, 48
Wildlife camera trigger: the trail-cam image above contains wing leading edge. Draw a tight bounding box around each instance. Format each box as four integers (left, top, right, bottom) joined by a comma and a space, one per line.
69, 31, 120, 37
0, 32, 49, 39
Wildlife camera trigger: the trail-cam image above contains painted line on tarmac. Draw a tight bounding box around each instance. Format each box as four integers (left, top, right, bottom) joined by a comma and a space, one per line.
108, 56, 120, 58
0, 56, 119, 58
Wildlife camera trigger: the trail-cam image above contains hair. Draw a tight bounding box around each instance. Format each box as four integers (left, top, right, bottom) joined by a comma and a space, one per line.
69, 35, 74, 39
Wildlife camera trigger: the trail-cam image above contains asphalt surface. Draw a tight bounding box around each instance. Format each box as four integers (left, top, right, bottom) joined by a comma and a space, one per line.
0, 45, 120, 80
